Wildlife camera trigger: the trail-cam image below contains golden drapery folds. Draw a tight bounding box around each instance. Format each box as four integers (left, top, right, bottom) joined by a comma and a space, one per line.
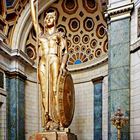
30, 0, 75, 131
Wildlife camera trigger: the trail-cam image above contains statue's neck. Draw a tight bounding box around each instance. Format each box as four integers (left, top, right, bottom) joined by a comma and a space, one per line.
47, 26, 56, 35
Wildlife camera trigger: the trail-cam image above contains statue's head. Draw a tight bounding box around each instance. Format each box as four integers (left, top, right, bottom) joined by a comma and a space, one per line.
44, 11, 56, 31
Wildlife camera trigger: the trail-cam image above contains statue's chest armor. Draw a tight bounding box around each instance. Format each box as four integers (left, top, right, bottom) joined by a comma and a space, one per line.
48, 34, 59, 48
40, 33, 60, 54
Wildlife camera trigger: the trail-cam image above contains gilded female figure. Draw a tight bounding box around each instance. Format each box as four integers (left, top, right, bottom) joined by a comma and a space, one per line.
30, 0, 68, 130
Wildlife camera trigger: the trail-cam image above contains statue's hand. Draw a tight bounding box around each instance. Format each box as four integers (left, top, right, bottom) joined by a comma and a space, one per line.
60, 67, 67, 76
31, 0, 36, 4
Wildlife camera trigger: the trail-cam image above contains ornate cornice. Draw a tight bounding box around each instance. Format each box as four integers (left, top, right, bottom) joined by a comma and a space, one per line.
130, 39, 140, 53
0, 40, 34, 66
106, 2, 134, 21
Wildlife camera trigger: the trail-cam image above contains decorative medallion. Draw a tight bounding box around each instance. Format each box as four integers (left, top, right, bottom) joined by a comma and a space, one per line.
95, 48, 102, 58
69, 18, 80, 32
96, 23, 106, 39
82, 34, 90, 44
62, 0, 78, 14
72, 35, 80, 44
89, 54, 94, 60
90, 39, 97, 49
82, 0, 97, 13
69, 48, 74, 54
75, 45, 80, 52
81, 45, 86, 52
86, 48, 91, 55
83, 17, 94, 32
25, 45, 36, 60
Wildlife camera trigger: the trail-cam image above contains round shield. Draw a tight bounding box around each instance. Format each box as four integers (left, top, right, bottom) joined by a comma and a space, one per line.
57, 72, 75, 128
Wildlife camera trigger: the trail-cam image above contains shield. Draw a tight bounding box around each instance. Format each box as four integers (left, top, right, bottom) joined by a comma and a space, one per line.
57, 72, 75, 128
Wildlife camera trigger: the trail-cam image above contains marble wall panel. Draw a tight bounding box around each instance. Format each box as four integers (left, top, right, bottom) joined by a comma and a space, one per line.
109, 43, 130, 69
109, 66, 130, 91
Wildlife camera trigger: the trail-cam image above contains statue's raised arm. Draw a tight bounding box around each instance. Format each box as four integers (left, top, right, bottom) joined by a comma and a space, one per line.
30, 0, 42, 35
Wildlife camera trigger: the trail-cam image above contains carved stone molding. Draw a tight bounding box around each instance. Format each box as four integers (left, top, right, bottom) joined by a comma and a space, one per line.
5, 71, 27, 81
0, 32, 6, 41
0, 40, 34, 67
106, 3, 134, 22
130, 39, 140, 53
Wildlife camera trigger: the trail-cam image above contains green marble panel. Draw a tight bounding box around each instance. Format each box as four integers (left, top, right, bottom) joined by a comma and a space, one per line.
109, 66, 129, 92
18, 79, 25, 139
110, 18, 130, 46
110, 29, 129, 46
109, 42, 130, 69
94, 82, 102, 140
7, 78, 17, 140
109, 132, 130, 140
110, 19, 130, 32
109, 89, 129, 115
6, 76, 25, 140
108, 17, 130, 140
109, 89, 130, 140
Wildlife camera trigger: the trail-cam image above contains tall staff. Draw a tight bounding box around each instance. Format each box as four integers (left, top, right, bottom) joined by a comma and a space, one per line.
30, 0, 49, 126
35, 0, 42, 130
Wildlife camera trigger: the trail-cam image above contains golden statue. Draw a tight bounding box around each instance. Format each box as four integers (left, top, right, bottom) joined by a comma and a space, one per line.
30, 0, 75, 131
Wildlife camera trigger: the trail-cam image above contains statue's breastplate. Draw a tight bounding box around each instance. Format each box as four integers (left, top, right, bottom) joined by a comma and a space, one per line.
40, 33, 59, 55
48, 34, 59, 55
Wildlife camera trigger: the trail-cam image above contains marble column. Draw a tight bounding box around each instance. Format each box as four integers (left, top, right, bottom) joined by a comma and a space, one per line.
94, 82, 102, 139
6, 71, 26, 140
107, 3, 133, 140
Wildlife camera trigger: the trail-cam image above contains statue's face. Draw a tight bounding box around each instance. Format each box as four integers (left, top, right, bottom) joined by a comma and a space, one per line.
44, 12, 56, 28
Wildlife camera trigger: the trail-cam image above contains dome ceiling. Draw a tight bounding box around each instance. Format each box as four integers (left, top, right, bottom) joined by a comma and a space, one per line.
0, 0, 29, 45
0, 0, 108, 68
25, 0, 108, 67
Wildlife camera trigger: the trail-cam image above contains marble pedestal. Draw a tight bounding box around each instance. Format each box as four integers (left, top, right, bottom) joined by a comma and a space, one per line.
29, 131, 77, 140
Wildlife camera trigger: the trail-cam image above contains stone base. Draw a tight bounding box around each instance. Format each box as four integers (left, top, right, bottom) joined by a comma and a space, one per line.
29, 131, 77, 140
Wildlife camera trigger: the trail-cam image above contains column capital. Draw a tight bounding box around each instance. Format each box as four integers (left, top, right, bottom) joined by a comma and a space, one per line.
105, 2, 134, 22
5, 71, 27, 81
